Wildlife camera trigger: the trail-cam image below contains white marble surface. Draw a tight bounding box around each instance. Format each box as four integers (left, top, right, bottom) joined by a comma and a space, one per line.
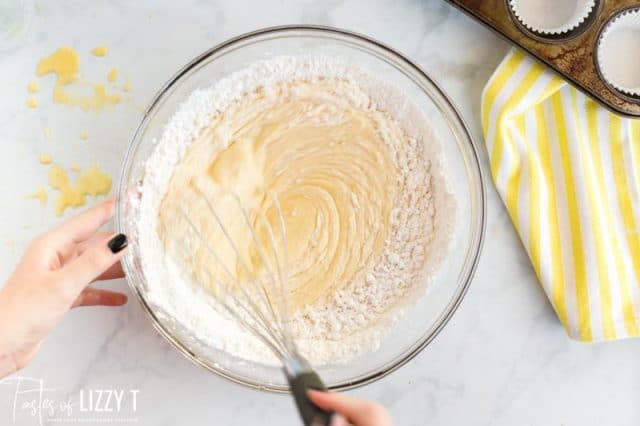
0, 1, 639, 425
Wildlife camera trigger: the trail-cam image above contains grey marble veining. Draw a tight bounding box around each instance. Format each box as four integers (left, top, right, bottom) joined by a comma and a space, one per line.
0, 1, 638, 425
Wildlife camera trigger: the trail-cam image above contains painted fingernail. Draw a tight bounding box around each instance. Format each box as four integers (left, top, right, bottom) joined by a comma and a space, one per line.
108, 234, 128, 253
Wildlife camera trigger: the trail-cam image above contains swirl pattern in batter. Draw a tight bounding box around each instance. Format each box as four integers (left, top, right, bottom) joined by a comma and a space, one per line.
158, 78, 398, 311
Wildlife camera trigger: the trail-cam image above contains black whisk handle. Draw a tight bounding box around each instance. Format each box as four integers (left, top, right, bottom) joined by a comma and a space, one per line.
288, 370, 335, 426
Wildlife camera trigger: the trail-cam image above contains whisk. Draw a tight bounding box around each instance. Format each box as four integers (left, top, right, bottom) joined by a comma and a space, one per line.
164, 187, 335, 426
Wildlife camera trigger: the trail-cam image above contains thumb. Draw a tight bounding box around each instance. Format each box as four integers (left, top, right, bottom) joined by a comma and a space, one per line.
308, 390, 392, 426
60, 233, 128, 297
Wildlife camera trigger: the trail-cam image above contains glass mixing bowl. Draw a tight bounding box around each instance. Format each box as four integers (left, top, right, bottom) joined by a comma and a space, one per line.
117, 25, 485, 392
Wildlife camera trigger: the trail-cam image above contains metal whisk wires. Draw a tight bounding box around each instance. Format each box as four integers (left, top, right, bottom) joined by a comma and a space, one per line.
166, 189, 295, 361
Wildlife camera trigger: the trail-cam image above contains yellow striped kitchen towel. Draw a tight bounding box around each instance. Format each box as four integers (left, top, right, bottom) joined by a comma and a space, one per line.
482, 48, 640, 342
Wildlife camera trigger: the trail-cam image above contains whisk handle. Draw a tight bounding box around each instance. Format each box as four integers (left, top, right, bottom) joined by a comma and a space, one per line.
288, 371, 335, 426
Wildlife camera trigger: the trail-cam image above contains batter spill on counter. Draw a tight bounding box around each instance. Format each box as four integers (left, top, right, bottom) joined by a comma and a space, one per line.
27, 187, 48, 206
26, 45, 133, 214
136, 56, 455, 364
48, 165, 111, 216
35, 47, 121, 110
107, 68, 118, 83
39, 154, 52, 165
91, 46, 108, 57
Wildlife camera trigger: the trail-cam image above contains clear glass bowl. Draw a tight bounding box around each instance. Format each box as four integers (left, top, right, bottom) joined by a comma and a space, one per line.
117, 25, 485, 392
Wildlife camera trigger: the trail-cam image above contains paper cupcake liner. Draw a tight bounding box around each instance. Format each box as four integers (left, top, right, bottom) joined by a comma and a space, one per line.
597, 8, 640, 97
509, 0, 596, 35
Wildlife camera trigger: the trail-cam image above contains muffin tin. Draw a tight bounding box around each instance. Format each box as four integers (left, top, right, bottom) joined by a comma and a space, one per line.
446, 0, 640, 117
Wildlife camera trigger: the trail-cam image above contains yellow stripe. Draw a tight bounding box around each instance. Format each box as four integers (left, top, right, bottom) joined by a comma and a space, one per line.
627, 119, 640, 221
490, 66, 545, 182
551, 93, 592, 341
587, 102, 637, 337
535, 76, 565, 104
575, 94, 615, 339
631, 119, 640, 139
527, 116, 542, 275
482, 50, 526, 136
535, 103, 568, 327
505, 116, 526, 229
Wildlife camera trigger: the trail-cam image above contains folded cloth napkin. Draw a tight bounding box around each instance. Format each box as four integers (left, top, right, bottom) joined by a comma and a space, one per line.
482, 48, 640, 341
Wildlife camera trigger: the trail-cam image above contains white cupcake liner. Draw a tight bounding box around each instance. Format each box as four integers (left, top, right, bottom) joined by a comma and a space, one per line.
509, 0, 596, 35
597, 8, 640, 97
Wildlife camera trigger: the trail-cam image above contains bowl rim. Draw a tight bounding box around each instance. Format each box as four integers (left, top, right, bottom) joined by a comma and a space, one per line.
117, 24, 486, 393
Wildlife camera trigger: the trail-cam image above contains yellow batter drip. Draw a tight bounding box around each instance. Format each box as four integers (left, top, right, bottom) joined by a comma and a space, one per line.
37, 47, 79, 84
36, 47, 121, 110
27, 82, 39, 93
91, 46, 108, 57
52, 82, 121, 111
39, 154, 52, 165
26, 98, 37, 108
28, 187, 48, 206
48, 165, 111, 216
107, 68, 118, 82
158, 79, 399, 311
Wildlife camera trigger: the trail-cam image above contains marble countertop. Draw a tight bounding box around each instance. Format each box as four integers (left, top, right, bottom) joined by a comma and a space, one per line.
1, 1, 638, 425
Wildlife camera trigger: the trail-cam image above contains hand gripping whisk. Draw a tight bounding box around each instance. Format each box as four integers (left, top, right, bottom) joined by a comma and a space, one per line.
164, 188, 334, 426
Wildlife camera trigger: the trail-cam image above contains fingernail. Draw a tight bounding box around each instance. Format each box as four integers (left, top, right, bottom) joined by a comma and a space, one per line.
108, 234, 128, 253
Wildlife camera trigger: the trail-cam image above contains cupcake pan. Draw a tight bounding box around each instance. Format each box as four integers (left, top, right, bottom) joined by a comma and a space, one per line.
445, 0, 640, 117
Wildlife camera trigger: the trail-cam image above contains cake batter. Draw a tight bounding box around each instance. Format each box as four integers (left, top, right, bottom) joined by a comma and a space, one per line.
158, 78, 397, 311
139, 57, 455, 364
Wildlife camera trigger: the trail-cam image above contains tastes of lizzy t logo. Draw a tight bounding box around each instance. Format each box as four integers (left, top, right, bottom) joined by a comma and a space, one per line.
0, 376, 139, 424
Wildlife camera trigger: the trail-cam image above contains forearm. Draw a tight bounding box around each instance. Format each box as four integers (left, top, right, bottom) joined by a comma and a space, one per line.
0, 284, 33, 378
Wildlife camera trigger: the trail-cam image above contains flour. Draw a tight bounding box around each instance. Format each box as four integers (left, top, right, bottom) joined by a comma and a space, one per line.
134, 56, 455, 365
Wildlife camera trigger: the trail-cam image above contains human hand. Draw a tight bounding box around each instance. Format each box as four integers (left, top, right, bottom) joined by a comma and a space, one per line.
0, 198, 129, 378
308, 390, 394, 426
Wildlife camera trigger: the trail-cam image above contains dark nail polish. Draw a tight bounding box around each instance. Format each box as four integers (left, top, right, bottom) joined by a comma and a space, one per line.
108, 234, 128, 253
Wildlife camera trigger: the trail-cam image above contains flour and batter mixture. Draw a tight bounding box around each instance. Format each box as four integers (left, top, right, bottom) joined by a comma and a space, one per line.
137, 56, 455, 365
